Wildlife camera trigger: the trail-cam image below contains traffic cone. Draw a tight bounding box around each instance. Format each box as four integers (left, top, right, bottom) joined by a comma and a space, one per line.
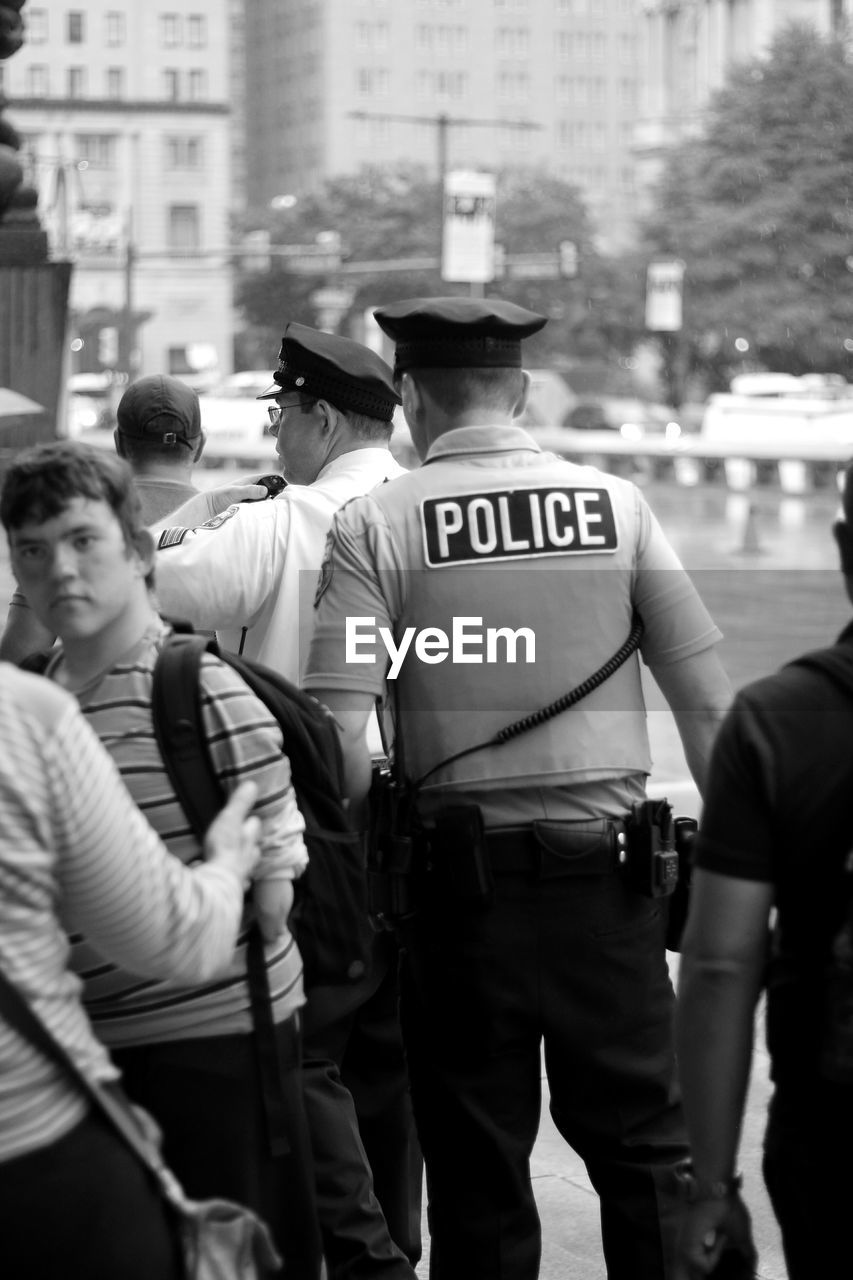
739, 503, 764, 555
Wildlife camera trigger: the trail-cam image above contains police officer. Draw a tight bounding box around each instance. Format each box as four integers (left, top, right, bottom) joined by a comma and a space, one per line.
153, 324, 422, 1280
303, 297, 733, 1280
153, 324, 406, 679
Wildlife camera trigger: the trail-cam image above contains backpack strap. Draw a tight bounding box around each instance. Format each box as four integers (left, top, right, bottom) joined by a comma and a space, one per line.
152, 632, 292, 1157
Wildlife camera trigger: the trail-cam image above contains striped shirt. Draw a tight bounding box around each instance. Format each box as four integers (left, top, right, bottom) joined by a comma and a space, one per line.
45, 623, 309, 1047
0, 665, 246, 1162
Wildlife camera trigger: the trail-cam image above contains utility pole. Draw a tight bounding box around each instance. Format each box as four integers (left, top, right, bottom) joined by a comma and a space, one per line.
347, 110, 542, 263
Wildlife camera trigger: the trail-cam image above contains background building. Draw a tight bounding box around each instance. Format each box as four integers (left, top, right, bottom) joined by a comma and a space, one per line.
2, 1, 234, 387
635, 0, 851, 196
243, 0, 643, 251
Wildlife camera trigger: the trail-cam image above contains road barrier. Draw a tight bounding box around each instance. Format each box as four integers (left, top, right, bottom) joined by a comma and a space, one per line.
527, 429, 849, 495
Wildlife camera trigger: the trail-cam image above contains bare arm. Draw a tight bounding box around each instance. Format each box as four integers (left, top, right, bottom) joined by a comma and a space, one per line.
674, 868, 772, 1276
311, 689, 375, 826
0, 593, 56, 665
648, 647, 732, 797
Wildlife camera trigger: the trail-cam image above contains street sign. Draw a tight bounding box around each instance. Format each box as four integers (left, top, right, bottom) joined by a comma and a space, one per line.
645, 259, 685, 331
310, 286, 355, 333
441, 170, 496, 284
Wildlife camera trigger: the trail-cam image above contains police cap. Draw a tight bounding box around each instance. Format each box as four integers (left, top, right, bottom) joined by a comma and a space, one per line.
373, 296, 547, 374
116, 375, 201, 449
257, 322, 401, 422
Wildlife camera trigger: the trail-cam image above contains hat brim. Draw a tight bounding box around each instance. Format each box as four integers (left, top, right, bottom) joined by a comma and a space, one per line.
256, 381, 282, 400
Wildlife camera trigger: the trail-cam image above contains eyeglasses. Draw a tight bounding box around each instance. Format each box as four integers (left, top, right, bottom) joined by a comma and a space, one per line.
266, 399, 314, 433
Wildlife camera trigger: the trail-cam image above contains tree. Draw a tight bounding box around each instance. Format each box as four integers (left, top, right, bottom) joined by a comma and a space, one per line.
641, 23, 853, 388
235, 165, 643, 378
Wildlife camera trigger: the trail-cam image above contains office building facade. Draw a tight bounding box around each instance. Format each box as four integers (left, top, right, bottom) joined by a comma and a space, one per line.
2, 2, 234, 385
244, 0, 644, 250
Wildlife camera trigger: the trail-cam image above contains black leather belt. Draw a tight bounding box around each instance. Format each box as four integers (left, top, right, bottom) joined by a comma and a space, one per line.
481, 820, 626, 878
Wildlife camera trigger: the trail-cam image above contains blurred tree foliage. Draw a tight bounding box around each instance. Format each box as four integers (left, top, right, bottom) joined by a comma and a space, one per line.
235, 166, 645, 381
641, 23, 853, 390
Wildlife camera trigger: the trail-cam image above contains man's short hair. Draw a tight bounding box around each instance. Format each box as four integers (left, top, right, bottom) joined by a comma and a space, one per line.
407, 366, 525, 417
0, 440, 147, 557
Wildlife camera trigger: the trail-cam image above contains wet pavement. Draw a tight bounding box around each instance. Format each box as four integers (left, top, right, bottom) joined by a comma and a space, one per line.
3, 471, 843, 1279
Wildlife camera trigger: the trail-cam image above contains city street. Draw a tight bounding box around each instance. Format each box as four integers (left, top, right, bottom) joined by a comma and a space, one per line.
2, 471, 846, 1279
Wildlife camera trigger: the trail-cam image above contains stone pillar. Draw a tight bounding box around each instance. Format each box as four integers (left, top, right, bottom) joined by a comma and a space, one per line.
0, 2, 72, 452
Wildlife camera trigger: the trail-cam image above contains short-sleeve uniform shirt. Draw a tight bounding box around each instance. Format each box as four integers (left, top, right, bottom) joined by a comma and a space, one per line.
305, 425, 721, 824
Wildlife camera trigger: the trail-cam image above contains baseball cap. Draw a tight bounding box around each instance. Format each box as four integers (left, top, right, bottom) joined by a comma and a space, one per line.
116, 375, 202, 449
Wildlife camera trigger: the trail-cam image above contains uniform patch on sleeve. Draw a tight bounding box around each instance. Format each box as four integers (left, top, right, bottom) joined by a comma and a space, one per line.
158, 526, 191, 549
420, 486, 618, 566
199, 503, 242, 531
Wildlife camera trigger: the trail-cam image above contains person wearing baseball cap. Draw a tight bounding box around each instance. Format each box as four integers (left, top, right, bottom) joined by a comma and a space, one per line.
113, 374, 205, 524
152, 323, 421, 1280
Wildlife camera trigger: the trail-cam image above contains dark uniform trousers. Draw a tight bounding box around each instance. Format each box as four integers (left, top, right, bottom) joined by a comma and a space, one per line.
302, 932, 423, 1279
399, 826, 688, 1280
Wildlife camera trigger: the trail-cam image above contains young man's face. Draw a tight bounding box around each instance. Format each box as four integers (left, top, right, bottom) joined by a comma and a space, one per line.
8, 496, 150, 643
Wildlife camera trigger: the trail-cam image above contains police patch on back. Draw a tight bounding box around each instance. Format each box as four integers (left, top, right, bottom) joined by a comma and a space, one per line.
421, 486, 618, 566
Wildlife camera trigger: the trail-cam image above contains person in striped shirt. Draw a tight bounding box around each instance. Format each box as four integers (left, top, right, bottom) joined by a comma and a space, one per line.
0, 440, 320, 1279
0, 662, 262, 1278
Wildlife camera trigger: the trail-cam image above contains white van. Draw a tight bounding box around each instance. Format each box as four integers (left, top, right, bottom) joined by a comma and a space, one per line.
701, 372, 853, 458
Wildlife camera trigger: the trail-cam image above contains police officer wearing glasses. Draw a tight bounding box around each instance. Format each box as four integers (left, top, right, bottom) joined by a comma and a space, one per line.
153, 324, 422, 1280
303, 296, 733, 1280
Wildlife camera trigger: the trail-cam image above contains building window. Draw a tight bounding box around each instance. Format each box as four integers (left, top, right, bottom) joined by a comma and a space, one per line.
26, 64, 48, 96
357, 67, 390, 96
68, 67, 87, 98
67, 11, 85, 43
26, 7, 48, 42
106, 67, 124, 99
160, 13, 181, 47
187, 14, 207, 47
163, 69, 180, 101
496, 26, 530, 56
168, 205, 200, 252
75, 134, 117, 169
188, 69, 207, 100
165, 136, 204, 170
105, 11, 125, 46
497, 70, 530, 102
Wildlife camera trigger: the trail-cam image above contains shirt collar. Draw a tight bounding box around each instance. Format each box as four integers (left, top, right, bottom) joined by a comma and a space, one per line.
423, 424, 542, 464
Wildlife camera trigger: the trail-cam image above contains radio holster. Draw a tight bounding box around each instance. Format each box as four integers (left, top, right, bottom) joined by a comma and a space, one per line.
623, 800, 696, 950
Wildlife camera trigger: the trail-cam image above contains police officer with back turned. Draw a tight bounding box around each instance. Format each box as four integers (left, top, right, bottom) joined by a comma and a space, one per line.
303, 296, 733, 1279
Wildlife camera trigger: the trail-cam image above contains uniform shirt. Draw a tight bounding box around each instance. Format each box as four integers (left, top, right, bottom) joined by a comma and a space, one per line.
154, 449, 405, 682
0, 666, 244, 1161
45, 623, 308, 1047
305, 425, 721, 824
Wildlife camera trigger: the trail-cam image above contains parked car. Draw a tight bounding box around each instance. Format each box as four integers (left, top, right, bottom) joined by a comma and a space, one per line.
198, 371, 272, 458
564, 396, 683, 440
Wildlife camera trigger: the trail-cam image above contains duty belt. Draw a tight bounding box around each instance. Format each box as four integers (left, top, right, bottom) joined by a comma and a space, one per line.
422, 818, 626, 880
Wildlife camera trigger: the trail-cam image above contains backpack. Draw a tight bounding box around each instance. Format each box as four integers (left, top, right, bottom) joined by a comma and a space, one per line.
151, 629, 372, 992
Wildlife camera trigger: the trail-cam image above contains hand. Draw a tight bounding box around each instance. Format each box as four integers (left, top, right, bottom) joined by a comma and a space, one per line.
252, 878, 295, 943
675, 1193, 757, 1279
203, 780, 261, 884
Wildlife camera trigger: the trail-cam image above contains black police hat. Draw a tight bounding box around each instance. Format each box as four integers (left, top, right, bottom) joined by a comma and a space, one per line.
373, 297, 548, 374
257, 322, 401, 422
